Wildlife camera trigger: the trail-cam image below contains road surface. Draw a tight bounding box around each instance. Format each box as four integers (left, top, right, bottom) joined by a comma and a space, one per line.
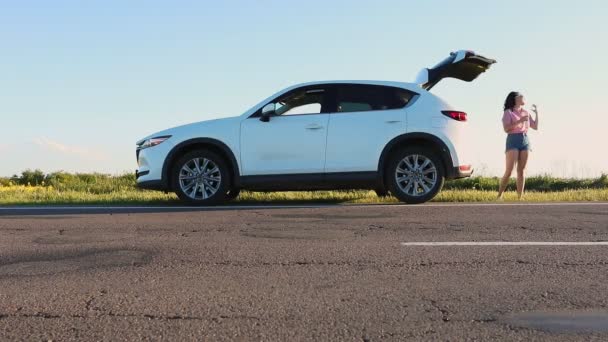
1, 203, 607, 341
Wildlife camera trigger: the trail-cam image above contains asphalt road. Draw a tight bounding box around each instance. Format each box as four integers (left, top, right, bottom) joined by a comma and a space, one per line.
1, 203, 608, 341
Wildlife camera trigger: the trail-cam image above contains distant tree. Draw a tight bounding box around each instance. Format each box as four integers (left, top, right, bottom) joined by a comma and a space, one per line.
19, 169, 46, 186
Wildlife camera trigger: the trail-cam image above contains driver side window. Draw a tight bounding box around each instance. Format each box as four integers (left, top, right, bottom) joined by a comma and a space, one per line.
273, 88, 325, 116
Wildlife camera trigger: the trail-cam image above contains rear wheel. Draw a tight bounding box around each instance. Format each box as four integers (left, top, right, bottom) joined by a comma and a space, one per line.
171, 150, 230, 205
387, 147, 445, 204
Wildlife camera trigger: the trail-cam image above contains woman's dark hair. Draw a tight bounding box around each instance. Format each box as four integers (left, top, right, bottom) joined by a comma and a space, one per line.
503, 91, 521, 111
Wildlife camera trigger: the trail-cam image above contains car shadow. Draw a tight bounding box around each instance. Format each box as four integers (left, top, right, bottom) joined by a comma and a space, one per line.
0, 199, 398, 216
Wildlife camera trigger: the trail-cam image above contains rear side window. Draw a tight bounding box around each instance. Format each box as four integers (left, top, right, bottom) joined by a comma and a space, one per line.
336, 85, 415, 113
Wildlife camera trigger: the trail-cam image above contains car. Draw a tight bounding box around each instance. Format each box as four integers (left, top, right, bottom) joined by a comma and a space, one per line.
135, 50, 496, 205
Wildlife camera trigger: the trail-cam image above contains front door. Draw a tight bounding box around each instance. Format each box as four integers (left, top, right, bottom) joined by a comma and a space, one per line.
240, 86, 332, 175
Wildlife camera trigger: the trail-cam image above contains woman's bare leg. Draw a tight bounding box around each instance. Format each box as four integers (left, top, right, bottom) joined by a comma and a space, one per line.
498, 150, 519, 198
516, 150, 529, 199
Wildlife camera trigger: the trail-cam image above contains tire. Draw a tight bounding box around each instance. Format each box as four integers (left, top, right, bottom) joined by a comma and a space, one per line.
171, 150, 230, 205
387, 147, 445, 204
226, 188, 241, 200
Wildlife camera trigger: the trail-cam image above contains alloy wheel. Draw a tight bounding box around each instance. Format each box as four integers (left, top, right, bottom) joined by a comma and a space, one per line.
394, 154, 438, 197
178, 158, 222, 200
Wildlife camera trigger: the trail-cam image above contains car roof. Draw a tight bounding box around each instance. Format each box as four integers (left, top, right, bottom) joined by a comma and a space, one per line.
289, 80, 421, 91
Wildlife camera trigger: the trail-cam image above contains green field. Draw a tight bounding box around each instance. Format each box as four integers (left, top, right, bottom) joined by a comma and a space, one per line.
1, 170, 607, 205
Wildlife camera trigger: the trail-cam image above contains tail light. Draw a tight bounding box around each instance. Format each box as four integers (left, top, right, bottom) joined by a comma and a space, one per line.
442, 110, 467, 122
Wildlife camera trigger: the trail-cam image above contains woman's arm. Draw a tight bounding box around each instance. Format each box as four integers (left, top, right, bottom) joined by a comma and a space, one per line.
530, 105, 539, 130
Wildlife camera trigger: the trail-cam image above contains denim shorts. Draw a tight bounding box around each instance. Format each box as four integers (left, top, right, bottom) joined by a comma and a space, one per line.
506, 133, 531, 152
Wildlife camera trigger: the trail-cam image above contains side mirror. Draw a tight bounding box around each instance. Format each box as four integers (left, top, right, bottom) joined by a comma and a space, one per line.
260, 103, 276, 122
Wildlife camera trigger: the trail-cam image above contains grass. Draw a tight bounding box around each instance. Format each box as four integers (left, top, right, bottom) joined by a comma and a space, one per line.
445, 174, 608, 192
1, 170, 607, 205
242, 189, 608, 204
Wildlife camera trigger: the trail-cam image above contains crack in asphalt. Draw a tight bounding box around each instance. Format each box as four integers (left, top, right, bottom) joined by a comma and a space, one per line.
422, 300, 501, 325
205, 260, 475, 267
428, 300, 451, 322
471, 317, 498, 323
1, 312, 62, 319
84, 290, 108, 312
199, 259, 608, 268
2, 289, 261, 323
0, 311, 260, 322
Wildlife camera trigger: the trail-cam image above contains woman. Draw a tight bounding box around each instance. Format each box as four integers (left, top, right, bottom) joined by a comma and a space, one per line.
497, 92, 539, 200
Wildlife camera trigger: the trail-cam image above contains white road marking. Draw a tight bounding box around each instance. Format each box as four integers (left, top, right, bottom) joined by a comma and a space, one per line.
0, 202, 606, 211
401, 242, 608, 246
408, 202, 608, 207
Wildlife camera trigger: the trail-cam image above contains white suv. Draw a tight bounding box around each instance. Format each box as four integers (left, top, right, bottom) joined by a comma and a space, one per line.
136, 50, 496, 205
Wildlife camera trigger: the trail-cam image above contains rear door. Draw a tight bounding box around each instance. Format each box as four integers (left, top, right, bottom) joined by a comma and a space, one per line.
324, 84, 415, 173
415, 50, 496, 90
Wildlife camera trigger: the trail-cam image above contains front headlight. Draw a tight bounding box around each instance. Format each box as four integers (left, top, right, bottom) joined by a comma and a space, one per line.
137, 135, 172, 150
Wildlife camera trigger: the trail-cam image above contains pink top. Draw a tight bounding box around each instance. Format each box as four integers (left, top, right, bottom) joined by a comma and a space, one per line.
502, 108, 537, 134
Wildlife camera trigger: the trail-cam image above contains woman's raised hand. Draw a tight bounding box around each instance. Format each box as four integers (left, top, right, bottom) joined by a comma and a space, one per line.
531, 104, 538, 114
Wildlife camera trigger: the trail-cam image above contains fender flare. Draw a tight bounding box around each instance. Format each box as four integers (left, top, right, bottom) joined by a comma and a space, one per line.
161, 138, 240, 190
377, 133, 455, 187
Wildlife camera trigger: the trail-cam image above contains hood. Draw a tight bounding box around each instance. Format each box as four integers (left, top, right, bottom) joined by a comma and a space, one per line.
136, 116, 236, 145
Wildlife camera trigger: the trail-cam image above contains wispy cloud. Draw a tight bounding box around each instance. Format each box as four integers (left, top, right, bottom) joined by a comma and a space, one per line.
33, 137, 109, 161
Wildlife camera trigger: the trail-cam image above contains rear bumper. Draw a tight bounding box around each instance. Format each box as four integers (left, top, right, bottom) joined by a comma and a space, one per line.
448, 166, 474, 179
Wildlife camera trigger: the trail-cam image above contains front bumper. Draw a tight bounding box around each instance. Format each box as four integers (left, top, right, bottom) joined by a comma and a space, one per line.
136, 179, 167, 191
135, 170, 149, 179
135, 139, 175, 191
135, 170, 165, 191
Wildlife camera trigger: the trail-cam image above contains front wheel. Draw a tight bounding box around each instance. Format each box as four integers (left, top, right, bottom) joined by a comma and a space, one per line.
387, 147, 445, 204
171, 150, 230, 205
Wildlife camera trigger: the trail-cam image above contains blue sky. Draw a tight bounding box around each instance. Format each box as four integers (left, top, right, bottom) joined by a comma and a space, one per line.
1, 0, 606, 177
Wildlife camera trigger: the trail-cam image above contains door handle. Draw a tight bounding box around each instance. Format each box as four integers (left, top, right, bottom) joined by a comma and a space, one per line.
305, 124, 324, 130
385, 120, 401, 124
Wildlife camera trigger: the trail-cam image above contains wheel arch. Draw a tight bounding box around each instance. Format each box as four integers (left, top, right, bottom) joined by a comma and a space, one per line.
161, 138, 240, 191
377, 132, 455, 189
